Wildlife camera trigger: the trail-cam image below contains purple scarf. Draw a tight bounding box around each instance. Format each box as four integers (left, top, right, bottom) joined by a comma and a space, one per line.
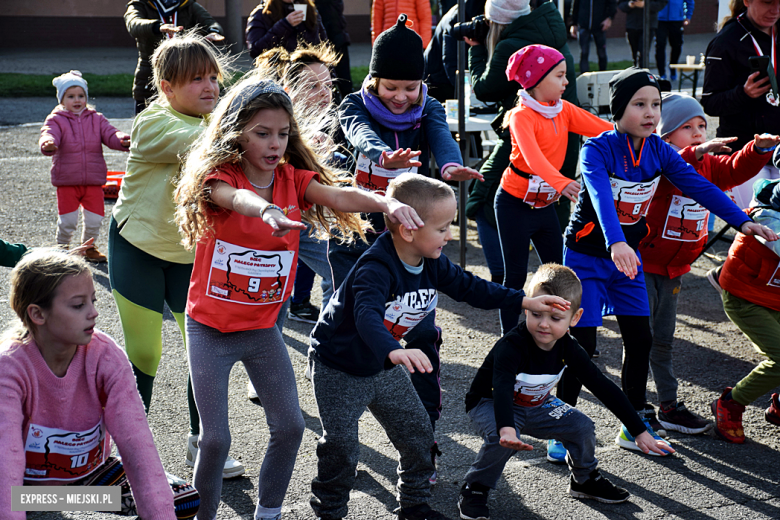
360, 75, 427, 132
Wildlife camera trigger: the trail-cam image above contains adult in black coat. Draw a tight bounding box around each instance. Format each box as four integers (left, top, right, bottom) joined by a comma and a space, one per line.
570, 0, 617, 72
246, 0, 327, 58
315, 0, 353, 97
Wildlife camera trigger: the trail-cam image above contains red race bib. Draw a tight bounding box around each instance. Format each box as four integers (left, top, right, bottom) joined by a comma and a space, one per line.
24, 420, 109, 481
610, 177, 660, 225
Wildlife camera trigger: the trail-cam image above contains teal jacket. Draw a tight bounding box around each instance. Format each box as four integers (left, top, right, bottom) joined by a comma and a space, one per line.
0, 240, 27, 268
466, 2, 579, 225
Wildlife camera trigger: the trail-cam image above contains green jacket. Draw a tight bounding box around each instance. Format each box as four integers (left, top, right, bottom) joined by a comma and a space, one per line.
0, 240, 27, 268
466, 2, 580, 225
124, 0, 223, 102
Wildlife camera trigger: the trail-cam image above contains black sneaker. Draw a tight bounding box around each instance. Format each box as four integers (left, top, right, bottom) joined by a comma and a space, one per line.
458, 483, 490, 520
592, 349, 601, 359
288, 297, 319, 324
639, 406, 667, 438
396, 503, 453, 520
658, 401, 711, 435
568, 470, 630, 504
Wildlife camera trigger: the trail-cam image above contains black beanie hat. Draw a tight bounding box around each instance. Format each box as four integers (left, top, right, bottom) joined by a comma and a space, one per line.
609, 67, 662, 121
369, 14, 425, 81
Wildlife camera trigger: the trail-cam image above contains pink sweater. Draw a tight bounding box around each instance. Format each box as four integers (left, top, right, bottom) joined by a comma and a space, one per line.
39, 107, 129, 187
0, 330, 175, 520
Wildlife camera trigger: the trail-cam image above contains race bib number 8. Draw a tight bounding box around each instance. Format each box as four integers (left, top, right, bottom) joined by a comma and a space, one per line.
523, 175, 561, 208
355, 153, 418, 194
610, 177, 660, 225
662, 195, 709, 242
24, 421, 108, 481
207, 240, 294, 305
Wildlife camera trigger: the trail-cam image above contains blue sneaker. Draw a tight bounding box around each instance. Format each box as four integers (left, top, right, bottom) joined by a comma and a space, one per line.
615, 420, 673, 456
546, 439, 567, 464
670, 72, 678, 81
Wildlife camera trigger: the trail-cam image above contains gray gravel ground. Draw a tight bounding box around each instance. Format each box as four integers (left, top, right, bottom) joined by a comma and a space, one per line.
2, 110, 779, 520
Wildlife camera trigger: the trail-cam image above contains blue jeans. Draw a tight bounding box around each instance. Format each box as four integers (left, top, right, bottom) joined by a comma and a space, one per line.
464, 396, 597, 488
578, 26, 608, 73
475, 206, 504, 281
494, 187, 563, 334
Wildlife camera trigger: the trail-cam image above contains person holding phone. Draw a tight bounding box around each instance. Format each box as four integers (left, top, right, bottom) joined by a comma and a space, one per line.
246, 0, 327, 58
701, 0, 780, 209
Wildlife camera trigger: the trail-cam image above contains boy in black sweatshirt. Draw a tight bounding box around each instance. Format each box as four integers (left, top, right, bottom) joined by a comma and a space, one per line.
458, 264, 673, 520
308, 173, 568, 520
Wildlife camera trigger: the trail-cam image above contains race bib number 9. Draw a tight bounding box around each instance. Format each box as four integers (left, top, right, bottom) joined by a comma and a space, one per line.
207, 240, 294, 305
384, 289, 438, 341
523, 175, 561, 208
355, 153, 418, 194
24, 421, 108, 481
610, 177, 660, 225
513, 367, 566, 407
662, 195, 709, 242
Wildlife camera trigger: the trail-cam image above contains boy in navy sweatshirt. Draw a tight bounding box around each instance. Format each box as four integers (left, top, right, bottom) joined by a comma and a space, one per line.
559, 67, 777, 453
458, 264, 673, 520
308, 173, 568, 520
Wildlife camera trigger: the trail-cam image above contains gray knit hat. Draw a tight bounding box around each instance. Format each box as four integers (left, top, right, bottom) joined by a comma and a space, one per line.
53, 70, 88, 104
485, 0, 531, 24
658, 92, 707, 138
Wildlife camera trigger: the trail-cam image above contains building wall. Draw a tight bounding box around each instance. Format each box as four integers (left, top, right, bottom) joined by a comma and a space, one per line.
0, 0, 717, 48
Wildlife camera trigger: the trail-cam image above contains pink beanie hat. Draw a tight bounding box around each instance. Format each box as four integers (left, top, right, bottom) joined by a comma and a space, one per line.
506, 45, 565, 90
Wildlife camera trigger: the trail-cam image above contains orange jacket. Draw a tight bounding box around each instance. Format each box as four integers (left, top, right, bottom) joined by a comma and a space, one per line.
371, 0, 432, 48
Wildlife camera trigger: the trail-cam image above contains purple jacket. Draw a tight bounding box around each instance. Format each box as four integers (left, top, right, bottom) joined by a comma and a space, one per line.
39, 108, 129, 187
246, 1, 327, 58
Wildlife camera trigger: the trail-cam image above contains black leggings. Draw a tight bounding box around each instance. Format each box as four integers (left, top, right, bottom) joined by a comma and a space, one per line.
558, 315, 652, 410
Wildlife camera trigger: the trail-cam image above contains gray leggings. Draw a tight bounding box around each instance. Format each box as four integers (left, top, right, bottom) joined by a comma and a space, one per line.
186, 316, 305, 520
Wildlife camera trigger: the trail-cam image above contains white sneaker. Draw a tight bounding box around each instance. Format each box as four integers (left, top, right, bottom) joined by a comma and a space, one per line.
186, 434, 246, 479
247, 380, 259, 400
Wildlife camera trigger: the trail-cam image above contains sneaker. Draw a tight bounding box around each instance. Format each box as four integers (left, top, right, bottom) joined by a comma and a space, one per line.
592, 349, 600, 359
458, 482, 490, 520
638, 406, 667, 438
615, 420, 673, 456
568, 469, 630, 504
247, 380, 259, 401
658, 401, 711, 434
711, 388, 746, 443
287, 297, 319, 324
396, 503, 453, 520
186, 434, 246, 479
546, 439, 566, 464
670, 72, 678, 81
706, 267, 722, 296
165, 471, 200, 519
429, 442, 442, 485
765, 393, 780, 426
84, 246, 108, 263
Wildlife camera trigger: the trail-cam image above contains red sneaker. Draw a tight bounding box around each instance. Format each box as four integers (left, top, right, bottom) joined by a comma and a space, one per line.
766, 393, 780, 426
711, 388, 746, 444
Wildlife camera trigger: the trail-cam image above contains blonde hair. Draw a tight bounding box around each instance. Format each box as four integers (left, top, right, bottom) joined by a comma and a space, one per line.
5, 249, 90, 343
151, 31, 229, 100
384, 173, 455, 231
528, 263, 582, 311
486, 22, 508, 62
175, 72, 369, 250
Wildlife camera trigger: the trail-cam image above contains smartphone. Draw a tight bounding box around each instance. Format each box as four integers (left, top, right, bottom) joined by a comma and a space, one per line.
749, 55, 771, 80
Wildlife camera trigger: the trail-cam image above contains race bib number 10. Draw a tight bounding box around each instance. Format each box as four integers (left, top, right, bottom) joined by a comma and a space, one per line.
207, 240, 294, 305
610, 177, 660, 225
24, 421, 108, 481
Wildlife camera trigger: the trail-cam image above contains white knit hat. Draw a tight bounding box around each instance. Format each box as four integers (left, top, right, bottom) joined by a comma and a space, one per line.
53, 70, 89, 104
485, 0, 531, 25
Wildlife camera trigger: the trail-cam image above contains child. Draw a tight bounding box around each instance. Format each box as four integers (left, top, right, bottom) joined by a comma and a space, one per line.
39, 70, 130, 263
175, 76, 420, 520
107, 34, 243, 478
458, 264, 673, 520
638, 92, 779, 435
559, 67, 777, 453
496, 44, 612, 335
308, 173, 569, 520
711, 179, 780, 443
0, 249, 199, 519
336, 16, 482, 470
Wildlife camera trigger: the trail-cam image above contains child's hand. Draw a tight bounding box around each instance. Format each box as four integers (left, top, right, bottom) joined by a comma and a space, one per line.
120, 136, 131, 148
384, 197, 424, 230
159, 24, 183, 36
754, 133, 780, 151
381, 149, 423, 170
442, 165, 484, 182
69, 238, 95, 256
387, 348, 432, 374
205, 33, 225, 43
499, 427, 533, 451
561, 181, 581, 203
695, 137, 737, 159
635, 431, 674, 456
522, 294, 571, 313
41, 140, 57, 153
741, 221, 779, 242
261, 207, 307, 237
610, 241, 640, 279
